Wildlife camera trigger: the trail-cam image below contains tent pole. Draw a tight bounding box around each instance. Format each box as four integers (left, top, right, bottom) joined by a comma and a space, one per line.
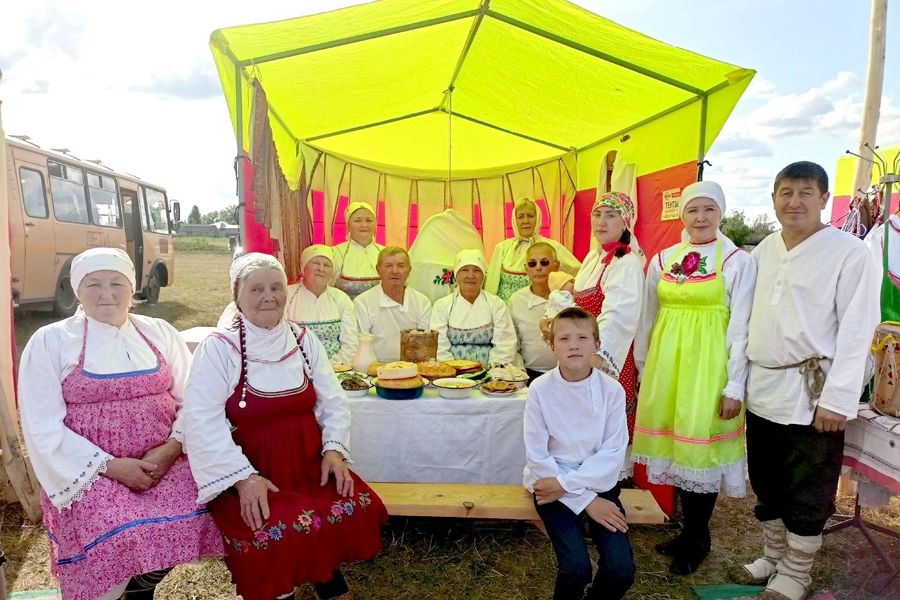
697, 95, 708, 181
235, 64, 246, 246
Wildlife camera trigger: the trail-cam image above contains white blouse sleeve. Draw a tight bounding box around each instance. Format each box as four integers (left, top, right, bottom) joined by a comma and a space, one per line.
301, 327, 353, 461
19, 326, 114, 510
354, 293, 373, 335
523, 387, 561, 484
158, 319, 192, 443
634, 252, 663, 373
722, 251, 757, 401
553, 240, 582, 277
182, 336, 257, 504
488, 295, 519, 365
330, 243, 347, 286
596, 254, 644, 377
334, 291, 360, 365
556, 378, 629, 514
430, 296, 454, 361
416, 293, 432, 329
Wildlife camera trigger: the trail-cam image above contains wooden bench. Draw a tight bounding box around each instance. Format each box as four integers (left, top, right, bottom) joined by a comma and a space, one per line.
368, 483, 667, 530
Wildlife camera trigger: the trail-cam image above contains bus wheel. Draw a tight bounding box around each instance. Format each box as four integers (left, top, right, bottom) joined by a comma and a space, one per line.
53, 274, 78, 317
146, 268, 162, 304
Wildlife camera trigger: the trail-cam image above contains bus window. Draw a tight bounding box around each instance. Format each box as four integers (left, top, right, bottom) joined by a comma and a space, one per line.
20, 168, 48, 218
143, 188, 170, 234
87, 173, 121, 228
49, 161, 89, 224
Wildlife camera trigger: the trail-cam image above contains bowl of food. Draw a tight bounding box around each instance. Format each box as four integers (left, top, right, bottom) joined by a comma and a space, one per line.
374, 362, 426, 400
431, 377, 478, 399
337, 372, 372, 397
480, 379, 520, 397
486, 364, 530, 388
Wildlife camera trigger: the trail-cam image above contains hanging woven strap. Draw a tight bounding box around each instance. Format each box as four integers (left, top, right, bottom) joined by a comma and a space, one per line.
765, 357, 827, 411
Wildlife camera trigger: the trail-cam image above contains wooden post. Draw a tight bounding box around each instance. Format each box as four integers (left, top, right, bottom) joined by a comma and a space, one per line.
852, 0, 888, 230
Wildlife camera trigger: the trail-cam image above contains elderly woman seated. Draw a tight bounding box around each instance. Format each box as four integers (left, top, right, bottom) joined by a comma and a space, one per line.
283, 245, 359, 365
430, 249, 519, 366
18, 248, 222, 600
184, 253, 387, 600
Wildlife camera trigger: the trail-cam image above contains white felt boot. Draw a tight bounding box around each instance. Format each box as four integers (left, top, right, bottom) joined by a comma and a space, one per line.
759, 531, 822, 600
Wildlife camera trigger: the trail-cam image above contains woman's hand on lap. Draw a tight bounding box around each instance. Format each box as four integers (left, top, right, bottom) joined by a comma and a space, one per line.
235, 474, 280, 531
585, 497, 628, 533
140, 439, 182, 484
321, 450, 353, 498
103, 457, 158, 492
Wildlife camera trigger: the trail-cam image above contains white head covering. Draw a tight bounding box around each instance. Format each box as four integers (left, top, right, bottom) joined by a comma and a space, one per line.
344, 201, 376, 223
454, 249, 487, 274
229, 252, 285, 290
70, 247, 136, 298
680, 180, 726, 217
300, 244, 335, 272
511, 197, 543, 242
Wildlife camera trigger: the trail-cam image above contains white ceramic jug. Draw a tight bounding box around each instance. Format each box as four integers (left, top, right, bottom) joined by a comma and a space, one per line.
352, 333, 377, 374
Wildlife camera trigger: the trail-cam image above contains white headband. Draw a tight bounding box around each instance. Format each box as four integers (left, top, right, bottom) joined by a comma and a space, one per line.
70, 247, 136, 299
454, 249, 487, 275
229, 252, 284, 289
680, 180, 726, 217
345, 201, 376, 224
300, 244, 335, 272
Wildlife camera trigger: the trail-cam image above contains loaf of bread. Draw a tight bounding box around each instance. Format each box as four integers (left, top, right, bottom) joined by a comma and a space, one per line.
376, 361, 419, 380
400, 329, 438, 363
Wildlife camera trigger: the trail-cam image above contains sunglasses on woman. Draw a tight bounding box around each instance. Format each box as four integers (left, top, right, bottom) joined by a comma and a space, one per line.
526, 258, 553, 268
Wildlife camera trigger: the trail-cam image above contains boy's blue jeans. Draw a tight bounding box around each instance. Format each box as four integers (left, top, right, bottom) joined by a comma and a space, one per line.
534, 488, 635, 600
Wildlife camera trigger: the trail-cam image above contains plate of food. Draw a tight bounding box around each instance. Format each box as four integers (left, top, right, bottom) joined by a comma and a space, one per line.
431, 377, 478, 399
416, 359, 456, 380
374, 361, 426, 400
337, 371, 372, 397
480, 379, 520, 397
486, 364, 530, 388
444, 359, 482, 375
331, 361, 353, 373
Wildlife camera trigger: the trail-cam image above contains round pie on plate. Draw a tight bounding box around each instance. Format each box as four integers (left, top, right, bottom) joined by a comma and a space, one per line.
331, 362, 353, 373
417, 360, 456, 379
481, 380, 519, 395
375, 375, 425, 389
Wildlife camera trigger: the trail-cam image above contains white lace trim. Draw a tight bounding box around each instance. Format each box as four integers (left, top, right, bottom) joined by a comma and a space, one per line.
631, 454, 747, 497
618, 446, 634, 481
195, 464, 257, 505
53, 453, 113, 511
322, 440, 353, 464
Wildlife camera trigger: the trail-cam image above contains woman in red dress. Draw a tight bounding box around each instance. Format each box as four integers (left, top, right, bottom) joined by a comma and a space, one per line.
184, 253, 387, 600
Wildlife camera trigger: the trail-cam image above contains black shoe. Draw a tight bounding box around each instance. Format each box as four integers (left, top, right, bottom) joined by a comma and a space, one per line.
668, 535, 711, 575
654, 533, 686, 557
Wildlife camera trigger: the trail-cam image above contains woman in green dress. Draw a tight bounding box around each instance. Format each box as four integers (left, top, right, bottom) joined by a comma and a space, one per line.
632, 181, 757, 575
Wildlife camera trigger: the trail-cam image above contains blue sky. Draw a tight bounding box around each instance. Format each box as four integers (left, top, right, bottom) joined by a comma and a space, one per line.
1, 0, 898, 220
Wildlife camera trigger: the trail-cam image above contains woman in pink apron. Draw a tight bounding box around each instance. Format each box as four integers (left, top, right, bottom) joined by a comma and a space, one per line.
19, 248, 222, 600
332, 202, 384, 300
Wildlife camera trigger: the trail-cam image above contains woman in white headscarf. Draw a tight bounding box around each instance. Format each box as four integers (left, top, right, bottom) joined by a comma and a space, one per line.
18, 247, 223, 600
285, 245, 359, 365
184, 253, 386, 600
430, 249, 518, 366
332, 202, 384, 300
632, 180, 756, 576
485, 196, 580, 302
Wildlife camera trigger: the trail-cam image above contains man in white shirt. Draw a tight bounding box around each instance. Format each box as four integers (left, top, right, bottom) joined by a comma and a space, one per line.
354, 247, 432, 363
509, 242, 560, 381
740, 162, 880, 600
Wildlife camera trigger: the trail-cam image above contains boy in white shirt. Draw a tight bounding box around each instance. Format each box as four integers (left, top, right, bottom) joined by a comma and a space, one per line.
523, 307, 635, 600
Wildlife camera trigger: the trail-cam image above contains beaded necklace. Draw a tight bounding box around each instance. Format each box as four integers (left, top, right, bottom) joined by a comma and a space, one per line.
237, 317, 313, 409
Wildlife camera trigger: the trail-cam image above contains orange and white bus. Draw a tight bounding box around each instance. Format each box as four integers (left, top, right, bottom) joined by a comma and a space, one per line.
6, 136, 180, 315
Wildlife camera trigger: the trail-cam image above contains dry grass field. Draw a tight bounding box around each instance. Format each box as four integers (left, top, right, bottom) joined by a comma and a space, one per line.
5, 238, 900, 599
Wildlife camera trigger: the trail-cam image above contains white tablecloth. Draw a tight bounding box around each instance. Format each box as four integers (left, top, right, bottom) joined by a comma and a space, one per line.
348, 387, 528, 485
843, 405, 900, 505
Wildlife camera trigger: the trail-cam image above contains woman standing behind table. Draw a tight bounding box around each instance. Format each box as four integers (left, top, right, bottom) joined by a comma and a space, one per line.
571, 192, 645, 439
632, 181, 756, 575
430, 249, 518, 366
285, 245, 359, 366
18, 247, 222, 600
485, 196, 580, 302
332, 202, 384, 300
184, 253, 386, 600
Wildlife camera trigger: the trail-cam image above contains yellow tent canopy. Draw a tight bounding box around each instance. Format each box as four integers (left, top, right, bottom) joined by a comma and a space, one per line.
210, 0, 754, 273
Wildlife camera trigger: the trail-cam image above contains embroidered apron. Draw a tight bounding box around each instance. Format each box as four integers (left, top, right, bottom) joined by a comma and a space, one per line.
303, 319, 342, 358
42, 319, 222, 600
632, 241, 746, 496
210, 321, 387, 600
497, 268, 530, 302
